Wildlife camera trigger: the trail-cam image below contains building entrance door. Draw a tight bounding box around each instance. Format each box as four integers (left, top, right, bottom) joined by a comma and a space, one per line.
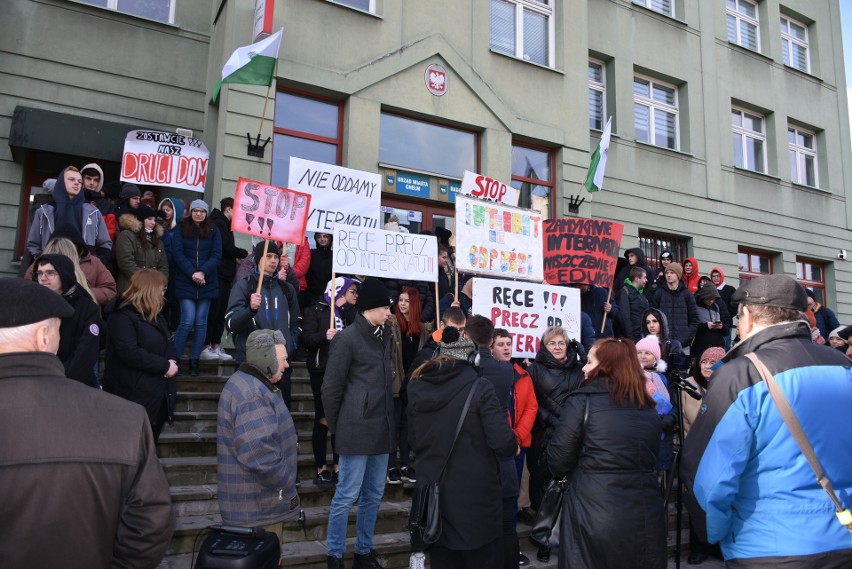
380, 195, 455, 238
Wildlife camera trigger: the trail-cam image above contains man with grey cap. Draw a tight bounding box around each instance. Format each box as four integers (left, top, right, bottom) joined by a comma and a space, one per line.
217, 329, 300, 538
322, 278, 394, 569
682, 274, 852, 568
0, 278, 174, 569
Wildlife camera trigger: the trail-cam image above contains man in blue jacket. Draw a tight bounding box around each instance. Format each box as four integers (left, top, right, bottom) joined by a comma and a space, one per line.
682, 274, 852, 568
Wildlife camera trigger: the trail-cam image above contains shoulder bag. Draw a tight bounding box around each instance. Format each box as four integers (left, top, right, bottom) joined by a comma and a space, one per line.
408, 377, 481, 551
745, 353, 852, 533
530, 395, 590, 547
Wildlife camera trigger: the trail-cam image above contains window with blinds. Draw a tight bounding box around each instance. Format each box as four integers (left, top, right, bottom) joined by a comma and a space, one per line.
490, 0, 553, 67
589, 60, 606, 131
634, 75, 678, 151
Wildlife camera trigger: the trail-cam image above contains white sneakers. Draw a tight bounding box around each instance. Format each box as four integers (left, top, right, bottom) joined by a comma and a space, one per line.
200, 346, 234, 361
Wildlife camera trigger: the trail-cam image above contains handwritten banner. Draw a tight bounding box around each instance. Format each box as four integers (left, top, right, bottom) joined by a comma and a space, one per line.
231, 177, 312, 244
333, 224, 438, 282
120, 130, 209, 192
454, 195, 543, 281
288, 157, 381, 233
460, 170, 519, 206
472, 277, 582, 358
542, 218, 624, 288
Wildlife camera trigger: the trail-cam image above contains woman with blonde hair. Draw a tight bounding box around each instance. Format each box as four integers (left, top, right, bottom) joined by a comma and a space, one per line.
547, 338, 666, 569
104, 269, 178, 442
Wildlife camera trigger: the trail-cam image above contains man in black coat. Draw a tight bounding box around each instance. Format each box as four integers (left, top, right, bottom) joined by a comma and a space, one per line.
321, 279, 394, 569
203, 198, 248, 361
618, 267, 650, 341
650, 262, 699, 354
33, 253, 102, 388
466, 315, 520, 569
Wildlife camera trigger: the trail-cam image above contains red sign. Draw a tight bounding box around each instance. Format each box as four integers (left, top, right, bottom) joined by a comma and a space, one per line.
543, 218, 624, 288
231, 178, 312, 244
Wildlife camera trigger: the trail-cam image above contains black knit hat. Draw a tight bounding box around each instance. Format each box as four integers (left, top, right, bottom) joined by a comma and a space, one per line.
135, 204, 158, 222
119, 184, 141, 199
0, 278, 73, 327
253, 241, 282, 267
357, 278, 391, 311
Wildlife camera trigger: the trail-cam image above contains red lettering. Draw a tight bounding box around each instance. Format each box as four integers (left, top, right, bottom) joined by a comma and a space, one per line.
473, 175, 487, 197
121, 152, 138, 178
122, 153, 172, 185
176, 156, 208, 189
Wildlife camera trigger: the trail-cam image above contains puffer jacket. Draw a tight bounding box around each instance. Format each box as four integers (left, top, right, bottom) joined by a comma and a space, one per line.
114, 214, 169, 295
682, 322, 852, 565
613, 247, 655, 296
527, 344, 585, 444
548, 381, 666, 569
170, 222, 222, 301
225, 272, 300, 361
650, 280, 699, 349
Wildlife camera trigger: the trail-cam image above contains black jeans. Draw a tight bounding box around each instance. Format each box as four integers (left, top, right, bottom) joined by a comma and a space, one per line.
309, 369, 337, 468
205, 277, 232, 345
429, 537, 503, 569
502, 497, 519, 569
392, 397, 410, 468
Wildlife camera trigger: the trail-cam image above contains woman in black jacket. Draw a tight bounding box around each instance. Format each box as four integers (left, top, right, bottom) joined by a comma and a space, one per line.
406, 330, 518, 568
525, 326, 585, 511
104, 269, 179, 442
547, 338, 666, 569
300, 276, 359, 488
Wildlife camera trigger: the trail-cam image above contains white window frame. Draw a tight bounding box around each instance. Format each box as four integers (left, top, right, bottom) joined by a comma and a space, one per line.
332, 0, 375, 13
632, 0, 674, 19
80, 0, 176, 24
788, 125, 818, 187
588, 59, 606, 131
726, 0, 760, 52
633, 74, 679, 151
780, 15, 810, 73
732, 107, 767, 173
490, 0, 555, 68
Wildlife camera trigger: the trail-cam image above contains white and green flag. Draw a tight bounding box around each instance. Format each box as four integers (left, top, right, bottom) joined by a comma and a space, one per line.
583, 116, 612, 193
211, 28, 283, 103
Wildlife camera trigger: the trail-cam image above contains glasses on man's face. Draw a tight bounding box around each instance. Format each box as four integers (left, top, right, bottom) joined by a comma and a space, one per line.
546, 341, 567, 348
36, 269, 58, 279
191, 209, 206, 215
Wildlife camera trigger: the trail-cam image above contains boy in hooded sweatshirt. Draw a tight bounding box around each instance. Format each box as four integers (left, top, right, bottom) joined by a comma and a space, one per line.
682, 257, 702, 294
32, 253, 102, 388
27, 166, 112, 265
80, 162, 118, 241
613, 247, 656, 297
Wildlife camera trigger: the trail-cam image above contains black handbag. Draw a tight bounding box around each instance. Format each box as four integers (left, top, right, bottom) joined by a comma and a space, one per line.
408, 378, 481, 550
530, 395, 590, 547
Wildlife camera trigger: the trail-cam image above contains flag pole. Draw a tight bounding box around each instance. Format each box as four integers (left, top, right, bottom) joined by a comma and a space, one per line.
601, 287, 612, 334
256, 239, 270, 296
258, 83, 273, 136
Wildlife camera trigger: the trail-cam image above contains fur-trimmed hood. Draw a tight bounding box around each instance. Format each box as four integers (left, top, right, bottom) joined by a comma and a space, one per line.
119, 213, 164, 237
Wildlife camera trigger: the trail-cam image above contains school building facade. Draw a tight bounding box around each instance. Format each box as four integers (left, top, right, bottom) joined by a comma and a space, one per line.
3, 0, 852, 318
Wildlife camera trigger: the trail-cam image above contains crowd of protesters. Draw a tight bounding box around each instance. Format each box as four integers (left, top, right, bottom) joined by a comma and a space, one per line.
6, 164, 852, 569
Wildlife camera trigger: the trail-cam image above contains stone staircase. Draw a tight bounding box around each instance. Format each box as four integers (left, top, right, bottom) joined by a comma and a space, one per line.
154, 359, 687, 568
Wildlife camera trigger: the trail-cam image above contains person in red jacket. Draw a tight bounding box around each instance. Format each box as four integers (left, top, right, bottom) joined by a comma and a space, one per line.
682, 257, 702, 294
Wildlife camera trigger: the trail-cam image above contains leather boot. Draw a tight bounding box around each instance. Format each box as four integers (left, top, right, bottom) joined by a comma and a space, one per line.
189, 359, 199, 376
327, 555, 344, 569
353, 550, 382, 569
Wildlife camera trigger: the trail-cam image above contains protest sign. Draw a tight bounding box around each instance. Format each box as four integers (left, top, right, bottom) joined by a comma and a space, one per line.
332, 224, 438, 282
120, 130, 209, 192
543, 218, 624, 288
455, 195, 543, 282
231, 178, 312, 244
472, 277, 582, 358
460, 170, 519, 206
288, 157, 381, 233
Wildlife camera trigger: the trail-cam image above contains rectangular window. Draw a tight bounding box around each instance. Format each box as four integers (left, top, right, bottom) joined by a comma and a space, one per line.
511, 143, 554, 219
379, 114, 477, 178
332, 0, 374, 12
732, 107, 766, 173
634, 75, 678, 150
727, 0, 760, 52
788, 125, 818, 187
271, 91, 343, 188
797, 259, 826, 304
633, 0, 673, 18
639, 231, 689, 270
588, 60, 606, 131
78, 0, 175, 23
490, 0, 553, 67
738, 249, 773, 280
780, 15, 809, 73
